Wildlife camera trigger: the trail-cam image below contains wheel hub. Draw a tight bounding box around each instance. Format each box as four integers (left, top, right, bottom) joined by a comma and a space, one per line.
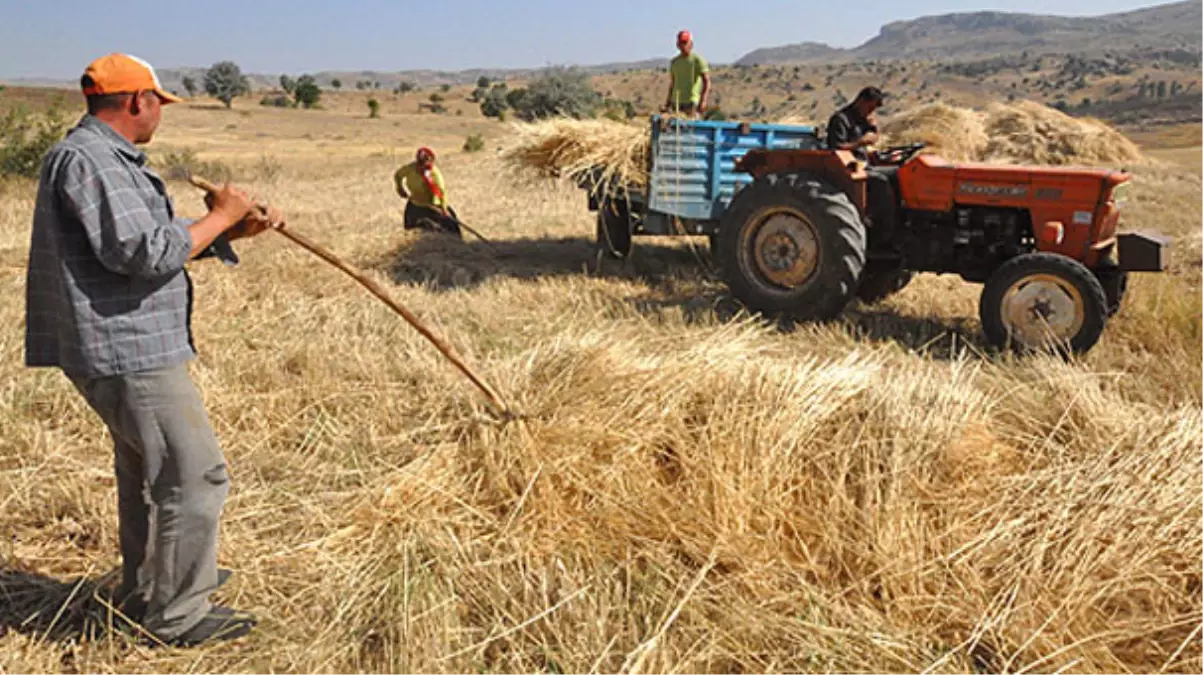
1001, 274, 1085, 348
752, 212, 819, 289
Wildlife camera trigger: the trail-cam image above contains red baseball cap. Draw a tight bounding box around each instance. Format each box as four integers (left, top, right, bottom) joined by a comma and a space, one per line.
81, 53, 182, 104
677, 30, 692, 44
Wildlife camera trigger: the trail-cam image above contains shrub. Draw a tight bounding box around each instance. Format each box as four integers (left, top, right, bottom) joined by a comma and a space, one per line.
294, 75, 322, 109
156, 147, 234, 183
0, 106, 68, 178
506, 67, 601, 121
463, 134, 485, 153
259, 94, 294, 108
367, 98, 380, 118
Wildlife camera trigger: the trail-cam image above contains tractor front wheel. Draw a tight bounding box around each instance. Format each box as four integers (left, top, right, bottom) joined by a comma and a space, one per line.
979, 253, 1108, 355
716, 173, 866, 319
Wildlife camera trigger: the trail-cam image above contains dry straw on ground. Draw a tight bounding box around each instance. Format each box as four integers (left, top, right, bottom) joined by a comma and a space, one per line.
0, 100, 1199, 674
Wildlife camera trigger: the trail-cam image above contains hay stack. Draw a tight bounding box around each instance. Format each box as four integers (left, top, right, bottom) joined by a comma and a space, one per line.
982, 100, 1145, 166
880, 102, 989, 162
499, 119, 649, 191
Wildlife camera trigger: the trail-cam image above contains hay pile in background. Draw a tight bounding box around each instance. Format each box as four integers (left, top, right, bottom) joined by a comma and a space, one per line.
501, 103, 1148, 195
879, 103, 990, 162
882, 100, 1147, 166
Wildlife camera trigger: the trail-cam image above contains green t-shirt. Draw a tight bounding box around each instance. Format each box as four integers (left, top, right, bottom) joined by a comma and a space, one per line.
394, 162, 447, 209
670, 52, 709, 106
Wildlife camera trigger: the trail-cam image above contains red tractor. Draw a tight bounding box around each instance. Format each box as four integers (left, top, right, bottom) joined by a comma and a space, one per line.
719, 143, 1169, 353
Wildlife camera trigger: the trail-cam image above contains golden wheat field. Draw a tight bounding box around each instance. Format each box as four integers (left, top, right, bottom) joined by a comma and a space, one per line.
1, 97, 1201, 674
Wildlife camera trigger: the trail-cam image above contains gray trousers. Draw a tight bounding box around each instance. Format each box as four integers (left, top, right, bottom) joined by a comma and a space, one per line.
69, 364, 228, 639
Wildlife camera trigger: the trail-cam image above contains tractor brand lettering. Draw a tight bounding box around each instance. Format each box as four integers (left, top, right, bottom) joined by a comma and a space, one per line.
1073, 211, 1093, 225
958, 183, 1029, 198
1035, 188, 1063, 200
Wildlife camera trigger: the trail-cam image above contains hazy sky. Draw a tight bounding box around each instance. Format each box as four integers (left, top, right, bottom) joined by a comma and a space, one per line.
0, 0, 1173, 79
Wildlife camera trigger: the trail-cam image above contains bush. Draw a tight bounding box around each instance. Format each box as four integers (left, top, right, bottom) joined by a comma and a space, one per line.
259, 94, 294, 108
0, 106, 68, 178
294, 75, 322, 109
463, 134, 485, 153
156, 147, 234, 183
367, 98, 380, 118
507, 67, 601, 121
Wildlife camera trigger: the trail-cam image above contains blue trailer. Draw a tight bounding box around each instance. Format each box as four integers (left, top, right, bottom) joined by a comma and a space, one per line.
586, 115, 823, 257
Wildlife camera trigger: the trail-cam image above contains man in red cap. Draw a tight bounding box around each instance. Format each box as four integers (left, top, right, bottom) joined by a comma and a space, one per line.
663, 30, 711, 118
24, 53, 280, 647
394, 146, 463, 238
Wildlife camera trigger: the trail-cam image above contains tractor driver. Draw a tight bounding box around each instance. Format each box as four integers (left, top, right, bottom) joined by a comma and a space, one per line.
826, 86, 884, 161
826, 87, 898, 247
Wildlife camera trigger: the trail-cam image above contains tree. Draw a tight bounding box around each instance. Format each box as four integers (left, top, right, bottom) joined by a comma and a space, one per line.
293, 75, 322, 109
1156, 80, 1167, 99
280, 75, 296, 95
367, 98, 380, 118
480, 87, 509, 118
429, 92, 445, 104
398, 81, 416, 94
181, 76, 197, 98
204, 61, 248, 108
476, 76, 491, 89
440, 84, 451, 93
331, 78, 342, 90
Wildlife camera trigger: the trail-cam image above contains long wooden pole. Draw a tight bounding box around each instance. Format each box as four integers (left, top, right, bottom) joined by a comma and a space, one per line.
188, 175, 511, 416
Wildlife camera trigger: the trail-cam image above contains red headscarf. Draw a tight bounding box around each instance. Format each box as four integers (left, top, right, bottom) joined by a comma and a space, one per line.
415, 147, 444, 203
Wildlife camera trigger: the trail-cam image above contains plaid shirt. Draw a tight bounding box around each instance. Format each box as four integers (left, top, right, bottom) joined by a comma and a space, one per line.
25, 115, 236, 379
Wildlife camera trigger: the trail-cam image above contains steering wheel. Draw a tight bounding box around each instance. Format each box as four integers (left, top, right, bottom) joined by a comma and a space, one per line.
872, 143, 926, 165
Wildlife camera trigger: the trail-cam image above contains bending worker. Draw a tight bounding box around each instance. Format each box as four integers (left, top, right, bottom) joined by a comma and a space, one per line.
663, 30, 710, 118
394, 147, 462, 238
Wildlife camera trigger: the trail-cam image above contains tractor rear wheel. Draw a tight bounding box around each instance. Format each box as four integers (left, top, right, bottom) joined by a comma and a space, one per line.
596, 198, 633, 259
980, 253, 1108, 355
716, 173, 866, 319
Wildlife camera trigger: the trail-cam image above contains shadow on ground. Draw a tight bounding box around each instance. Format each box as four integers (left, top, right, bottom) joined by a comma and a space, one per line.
0, 566, 126, 643
384, 234, 715, 292
383, 233, 991, 360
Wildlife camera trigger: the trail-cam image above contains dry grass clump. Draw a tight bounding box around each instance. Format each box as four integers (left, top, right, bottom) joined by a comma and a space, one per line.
880, 102, 990, 162
499, 119, 649, 193
882, 101, 1148, 166
983, 100, 1146, 166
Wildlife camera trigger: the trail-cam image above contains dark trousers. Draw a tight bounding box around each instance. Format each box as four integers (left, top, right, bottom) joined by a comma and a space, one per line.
866, 167, 899, 246
404, 203, 462, 238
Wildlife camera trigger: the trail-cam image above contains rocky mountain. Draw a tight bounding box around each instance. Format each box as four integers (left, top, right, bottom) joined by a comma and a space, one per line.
736, 0, 1201, 65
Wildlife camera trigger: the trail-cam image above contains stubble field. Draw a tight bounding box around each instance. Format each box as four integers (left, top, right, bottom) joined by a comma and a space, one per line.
0, 98, 1200, 673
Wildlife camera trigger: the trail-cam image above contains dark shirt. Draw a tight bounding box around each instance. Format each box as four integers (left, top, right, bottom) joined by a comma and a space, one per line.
825, 105, 877, 161
25, 115, 236, 378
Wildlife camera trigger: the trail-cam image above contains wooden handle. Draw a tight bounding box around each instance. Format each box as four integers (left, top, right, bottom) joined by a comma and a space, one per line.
187, 175, 511, 415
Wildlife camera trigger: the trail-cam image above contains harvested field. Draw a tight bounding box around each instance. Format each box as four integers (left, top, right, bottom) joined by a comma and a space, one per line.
0, 94, 1199, 673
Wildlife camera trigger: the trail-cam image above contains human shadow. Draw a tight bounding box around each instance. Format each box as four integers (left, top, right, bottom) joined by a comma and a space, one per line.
0, 566, 129, 643
384, 234, 715, 292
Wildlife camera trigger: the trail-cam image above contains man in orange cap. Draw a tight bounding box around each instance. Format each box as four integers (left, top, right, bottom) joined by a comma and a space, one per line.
663, 30, 711, 118
394, 146, 463, 237
24, 53, 280, 647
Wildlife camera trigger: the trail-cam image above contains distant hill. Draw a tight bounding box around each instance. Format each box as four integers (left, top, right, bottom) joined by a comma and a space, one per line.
736, 0, 1202, 65
5, 59, 671, 95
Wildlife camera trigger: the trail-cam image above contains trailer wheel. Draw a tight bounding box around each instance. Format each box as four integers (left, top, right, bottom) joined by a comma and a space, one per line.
716, 173, 866, 319
980, 253, 1108, 355
596, 198, 633, 259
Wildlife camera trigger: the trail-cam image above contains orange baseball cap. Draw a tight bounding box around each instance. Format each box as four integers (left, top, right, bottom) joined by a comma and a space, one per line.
81, 53, 183, 104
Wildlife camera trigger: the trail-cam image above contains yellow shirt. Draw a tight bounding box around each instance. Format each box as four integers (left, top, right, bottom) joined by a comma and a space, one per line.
394, 162, 447, 209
